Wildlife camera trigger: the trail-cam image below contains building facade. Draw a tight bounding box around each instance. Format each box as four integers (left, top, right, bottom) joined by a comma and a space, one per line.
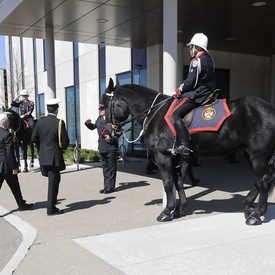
1, 36, 272, 156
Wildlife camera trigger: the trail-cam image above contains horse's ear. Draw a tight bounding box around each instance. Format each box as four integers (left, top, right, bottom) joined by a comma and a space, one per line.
107, 78, 114, 91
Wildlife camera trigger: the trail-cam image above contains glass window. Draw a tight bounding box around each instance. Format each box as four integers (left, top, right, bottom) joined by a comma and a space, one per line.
99, 45, 106, 98
66, 86, 80, 146
43, 39, 47, 71
117, 71, 131, 85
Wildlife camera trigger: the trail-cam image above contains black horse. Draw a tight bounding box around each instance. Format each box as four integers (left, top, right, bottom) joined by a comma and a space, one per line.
7, 109, 36, 172
102, 78, 275, 226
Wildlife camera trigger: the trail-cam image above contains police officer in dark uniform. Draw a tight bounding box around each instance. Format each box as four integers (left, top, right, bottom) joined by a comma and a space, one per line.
11, 89, 35, 130
31, 98, 70, 215
85, 103, 118, 194
171, 33, 215, 155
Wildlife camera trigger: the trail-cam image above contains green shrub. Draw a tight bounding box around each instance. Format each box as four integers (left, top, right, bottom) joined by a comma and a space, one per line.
28, 146, 100, 164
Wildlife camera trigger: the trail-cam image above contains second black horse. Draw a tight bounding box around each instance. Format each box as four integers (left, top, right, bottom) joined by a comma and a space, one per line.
7, 109, 36, 172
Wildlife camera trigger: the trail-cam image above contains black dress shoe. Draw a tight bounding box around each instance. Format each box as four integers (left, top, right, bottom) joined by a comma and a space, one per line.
47, 209, 65, 216
19, 203, 34, 211
105, 188, 115, 194
99, 189, 107, 194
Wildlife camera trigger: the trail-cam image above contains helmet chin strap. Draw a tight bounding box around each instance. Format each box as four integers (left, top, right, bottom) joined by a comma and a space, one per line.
189, 45, 196, 59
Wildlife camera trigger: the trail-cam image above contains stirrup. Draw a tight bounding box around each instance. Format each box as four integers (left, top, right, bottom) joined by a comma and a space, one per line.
168, 145, 193, 156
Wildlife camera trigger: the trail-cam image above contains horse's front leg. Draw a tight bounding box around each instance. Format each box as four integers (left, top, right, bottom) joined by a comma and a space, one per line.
29, 143, 34, 167
155, 154, 176, 222
157, 177, 175, 222
14, 145, 21, 172
173, 167, 187, 218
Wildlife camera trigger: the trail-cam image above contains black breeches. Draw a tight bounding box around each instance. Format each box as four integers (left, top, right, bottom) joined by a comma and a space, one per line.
172, 98, 199, 122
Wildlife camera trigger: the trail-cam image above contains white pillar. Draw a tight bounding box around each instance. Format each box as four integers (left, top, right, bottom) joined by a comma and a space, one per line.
46, 26, 56, 101
163, 0, 178, 95
162, 0, 178, 208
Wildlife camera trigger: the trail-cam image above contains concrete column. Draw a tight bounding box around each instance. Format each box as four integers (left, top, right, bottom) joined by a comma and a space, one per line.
163, 0, 178, 95
46, 26, 56, 100
147, 44, 162, 92
162, 0, 178, 207
270, 55, 275, 107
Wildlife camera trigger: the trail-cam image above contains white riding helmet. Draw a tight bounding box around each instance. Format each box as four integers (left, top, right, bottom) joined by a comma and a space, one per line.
20, 89, 29, 96
186, 33, 208, 52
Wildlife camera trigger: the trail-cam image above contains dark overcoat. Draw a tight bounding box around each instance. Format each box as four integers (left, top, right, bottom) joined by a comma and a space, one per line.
31, 114, 70, 171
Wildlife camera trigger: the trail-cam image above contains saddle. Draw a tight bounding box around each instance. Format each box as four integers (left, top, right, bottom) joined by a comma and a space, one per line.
183, 89, 220, 128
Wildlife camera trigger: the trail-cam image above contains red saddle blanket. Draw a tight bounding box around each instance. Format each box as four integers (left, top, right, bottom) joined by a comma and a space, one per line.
164, 98, 231, 136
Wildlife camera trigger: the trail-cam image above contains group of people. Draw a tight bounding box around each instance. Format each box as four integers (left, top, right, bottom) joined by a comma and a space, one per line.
1, 32, 214, 215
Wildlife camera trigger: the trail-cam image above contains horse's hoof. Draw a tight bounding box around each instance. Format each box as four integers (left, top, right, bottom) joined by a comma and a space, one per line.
30, 163, 34, 168
246, 216, 262, 225
191, 178, 200, 186
23, 168, 28, 173
245, 211, 262, 225
173, 210, 186, 218
157, 213, 173, 222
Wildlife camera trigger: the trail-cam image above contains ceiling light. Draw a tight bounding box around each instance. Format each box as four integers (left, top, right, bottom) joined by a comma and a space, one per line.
97, 19, 108, 23
226, 37, 235, 41
252, 2, 266, 7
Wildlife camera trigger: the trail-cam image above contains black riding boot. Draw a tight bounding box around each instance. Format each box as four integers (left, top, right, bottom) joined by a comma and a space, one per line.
172, 119, 191, 156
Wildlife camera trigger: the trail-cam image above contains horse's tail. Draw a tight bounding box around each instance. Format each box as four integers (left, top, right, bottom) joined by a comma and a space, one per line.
267, 150, 275, 196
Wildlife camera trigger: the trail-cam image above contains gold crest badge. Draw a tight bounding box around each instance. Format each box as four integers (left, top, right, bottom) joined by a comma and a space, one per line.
202, 107, 216, 120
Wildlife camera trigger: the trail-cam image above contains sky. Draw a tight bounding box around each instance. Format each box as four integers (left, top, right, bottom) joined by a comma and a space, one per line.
0, 35, 6, 69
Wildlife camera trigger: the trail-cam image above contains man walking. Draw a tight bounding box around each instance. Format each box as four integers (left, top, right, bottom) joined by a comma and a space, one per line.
0, 112, 34, 211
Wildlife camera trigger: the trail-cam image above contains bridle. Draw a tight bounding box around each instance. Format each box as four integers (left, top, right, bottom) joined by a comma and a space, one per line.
7, 111, 22, 134
106, 91, 173, 143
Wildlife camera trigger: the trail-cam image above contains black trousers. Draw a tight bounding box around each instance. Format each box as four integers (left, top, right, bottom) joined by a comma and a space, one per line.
41, 166, 61, 213
172, 98, 200, 146
100, 152, 117, 190
0, 173, 25, 207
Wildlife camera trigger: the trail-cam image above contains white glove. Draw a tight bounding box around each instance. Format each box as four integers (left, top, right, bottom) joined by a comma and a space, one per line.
179, 83, 184, 91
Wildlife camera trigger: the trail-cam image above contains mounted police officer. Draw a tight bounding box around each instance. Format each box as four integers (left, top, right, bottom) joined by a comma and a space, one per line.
11, 89, 35, 130
171, 33, 215, 156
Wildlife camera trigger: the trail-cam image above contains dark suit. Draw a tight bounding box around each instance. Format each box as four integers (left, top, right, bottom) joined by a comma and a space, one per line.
0, 127, 27, 208
31, 114, 69, 213
85, 115, 118, 191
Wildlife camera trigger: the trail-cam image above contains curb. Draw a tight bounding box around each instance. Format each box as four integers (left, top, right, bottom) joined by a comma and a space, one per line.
0, 206, 37, 275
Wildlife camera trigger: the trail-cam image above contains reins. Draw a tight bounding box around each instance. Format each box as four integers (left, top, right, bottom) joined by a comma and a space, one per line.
107, 92, 173, 143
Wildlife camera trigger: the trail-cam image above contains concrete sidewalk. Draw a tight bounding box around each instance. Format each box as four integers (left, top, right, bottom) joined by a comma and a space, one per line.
1, 156, 275, 274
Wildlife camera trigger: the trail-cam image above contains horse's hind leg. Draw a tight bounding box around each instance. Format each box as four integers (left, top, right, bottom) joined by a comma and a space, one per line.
29, 143, 34, 168
244, 156, 274, 225
245, 183, 270, 225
